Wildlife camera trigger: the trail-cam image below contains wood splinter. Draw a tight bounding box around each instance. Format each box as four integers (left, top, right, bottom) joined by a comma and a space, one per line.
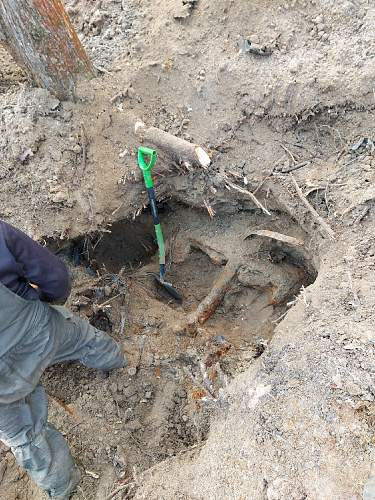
186, 261, 239, 333
135, 121, 211, 169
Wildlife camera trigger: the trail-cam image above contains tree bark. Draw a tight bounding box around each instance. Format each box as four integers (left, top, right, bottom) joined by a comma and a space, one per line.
0, 0, 93, 99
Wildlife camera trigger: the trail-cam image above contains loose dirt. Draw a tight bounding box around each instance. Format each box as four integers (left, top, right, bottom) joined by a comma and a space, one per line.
0, 1, 375, 499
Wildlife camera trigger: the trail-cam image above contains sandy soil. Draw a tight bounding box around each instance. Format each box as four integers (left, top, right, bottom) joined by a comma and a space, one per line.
0, 1, 375, 499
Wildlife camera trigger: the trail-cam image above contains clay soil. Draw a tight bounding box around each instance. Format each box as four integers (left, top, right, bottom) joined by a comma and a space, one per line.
1, 1, 375, 499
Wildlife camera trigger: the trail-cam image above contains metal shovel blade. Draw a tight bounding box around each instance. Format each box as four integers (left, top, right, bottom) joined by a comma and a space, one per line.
154, 274, 183, 302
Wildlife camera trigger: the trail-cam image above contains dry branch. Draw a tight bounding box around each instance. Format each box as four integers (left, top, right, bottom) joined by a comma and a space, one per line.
187, 261, 239, 332
244, 229, 304, 247
135, 121, 211, 168
225, 181, 271, 215
104, 481, 132, 500
290, 174, 335, 240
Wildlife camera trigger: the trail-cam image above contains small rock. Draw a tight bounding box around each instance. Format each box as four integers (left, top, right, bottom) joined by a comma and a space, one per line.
72, 144, 82, 154
104, 286, 112, 297
213, 335, 227, 345
145, 391, 152, 399
119, 148, 130, 158
51, 191, 68, 204
18, 148, 34, 163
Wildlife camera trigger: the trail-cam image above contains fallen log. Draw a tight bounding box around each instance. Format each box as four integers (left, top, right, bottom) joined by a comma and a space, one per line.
186, 261, 239, 332
135, 121, 211, 169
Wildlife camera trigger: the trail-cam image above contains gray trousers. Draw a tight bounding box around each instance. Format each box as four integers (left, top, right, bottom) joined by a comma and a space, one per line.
0, 306, 125, 498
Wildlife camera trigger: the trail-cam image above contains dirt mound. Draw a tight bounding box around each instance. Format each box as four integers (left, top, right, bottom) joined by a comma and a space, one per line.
0, 0, 375, 499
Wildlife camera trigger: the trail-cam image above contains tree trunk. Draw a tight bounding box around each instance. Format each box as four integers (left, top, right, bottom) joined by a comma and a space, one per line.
0, 0, 93, 100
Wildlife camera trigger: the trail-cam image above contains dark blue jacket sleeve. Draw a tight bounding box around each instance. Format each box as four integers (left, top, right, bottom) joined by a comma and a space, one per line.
3, 222, 71, 302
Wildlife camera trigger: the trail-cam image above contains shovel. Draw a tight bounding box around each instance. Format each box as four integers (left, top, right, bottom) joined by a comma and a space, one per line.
137, 146, 182, 302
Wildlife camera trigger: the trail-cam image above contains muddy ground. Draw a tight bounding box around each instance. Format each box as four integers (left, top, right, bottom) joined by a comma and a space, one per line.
0, 0, 375, 499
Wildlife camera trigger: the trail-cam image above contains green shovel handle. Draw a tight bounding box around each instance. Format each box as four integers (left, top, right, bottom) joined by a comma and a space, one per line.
138, 147, 158, 189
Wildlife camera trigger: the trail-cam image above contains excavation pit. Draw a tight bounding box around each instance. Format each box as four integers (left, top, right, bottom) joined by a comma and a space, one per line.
41, 201, 318, 490
60, 202, 317, 354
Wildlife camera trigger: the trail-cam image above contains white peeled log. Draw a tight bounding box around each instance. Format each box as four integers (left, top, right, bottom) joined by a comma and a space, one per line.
135, 120, 211, 169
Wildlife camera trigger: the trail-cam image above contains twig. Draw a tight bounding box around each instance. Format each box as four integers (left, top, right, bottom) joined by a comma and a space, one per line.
280, 143, 297, 164
290, 175, 335, 240
225, 181, 271, 215
304, 186, 325, 197
97, 292, 124, 308
92, 233, 104, 250
94, 64, 111, 74
105, 481, 132, 500
203, 199, 215, 218
272, 310, 289, 324
111, 202, 125, 216
281, 160, 310, 174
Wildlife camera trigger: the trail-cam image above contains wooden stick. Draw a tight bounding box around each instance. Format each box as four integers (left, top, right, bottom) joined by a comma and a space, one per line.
244, 229, 304, 247
225, 181, 271, 215
290, 174, 335, 240
135, 121, 211, 168
281, 160, 310, 174
280, 143, 297, 164
104, 481, 132, 500
187, 261, 239, 330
